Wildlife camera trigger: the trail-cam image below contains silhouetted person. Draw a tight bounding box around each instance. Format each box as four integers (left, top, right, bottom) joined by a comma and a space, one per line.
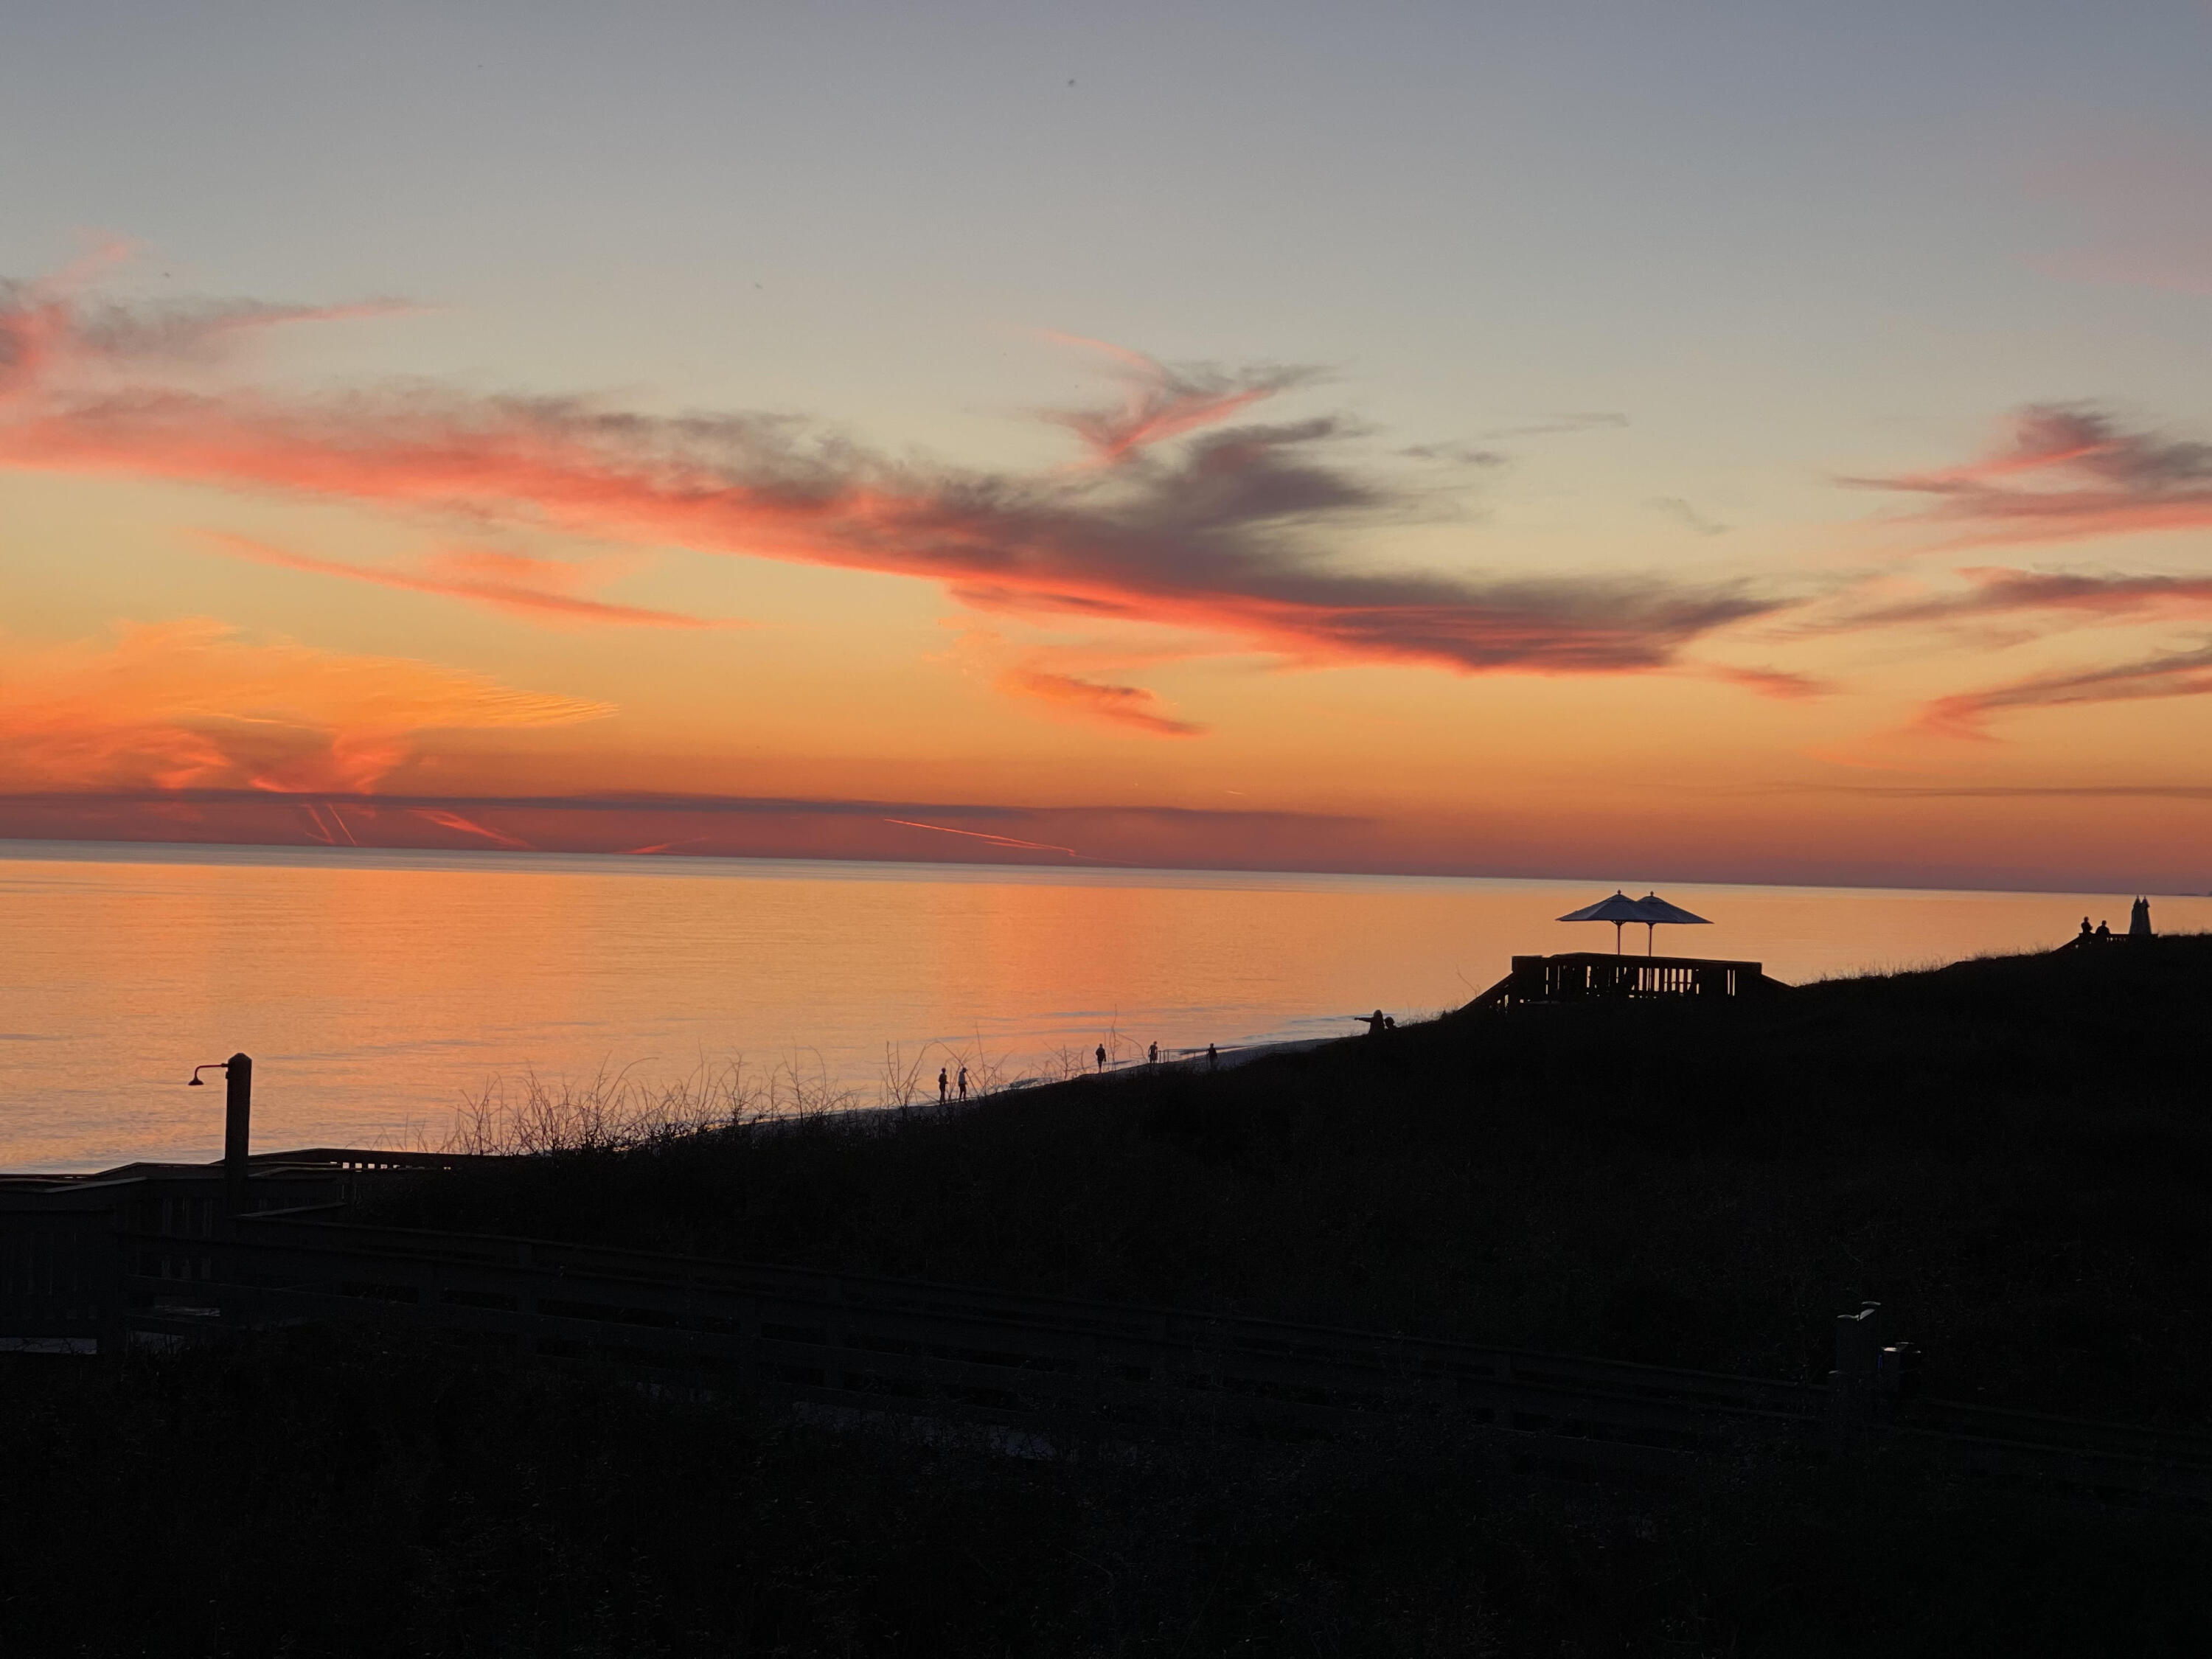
2130, 896, 2154, 939
1383, 1016, 1397, 1032
1148, 1042, 1158, 1065
1095, 1043, 1106, 1074
1206, 1043, 1218, 1069
2095, 919, 2111, 940
958, 1066, 968, 1102
937, 1067, 948, 1105
2079, 917, 2094, 939
1365, 1009, 1387, 1037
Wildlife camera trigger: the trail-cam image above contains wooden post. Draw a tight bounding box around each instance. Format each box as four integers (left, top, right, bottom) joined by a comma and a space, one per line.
223, 1054, 253, 1217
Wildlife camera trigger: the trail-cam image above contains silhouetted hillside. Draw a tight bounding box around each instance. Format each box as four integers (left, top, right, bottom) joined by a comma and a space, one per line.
370, 936, 2212, 1425
9, 940, 2212, 1657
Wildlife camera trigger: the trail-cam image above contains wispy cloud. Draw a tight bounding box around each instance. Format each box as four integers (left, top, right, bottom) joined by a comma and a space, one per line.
1479, 411, 1629, 439
1649, 496, 1728, 537
996, 666, 1206, 737
879, 817, 1090, 857
1, 251, 411, 394
0, 785, 1378, 873
200, 532, 744, 629
1820, 565, 2212, 630
1396, 443, 1507, 467
0, 271, 1783, 698
1831, 782, 2212, 801
1850, 404, 2212, 546
1702, 663, 1829, 700
1917, 639, 2212, 740
1037, 333, 1319, 466
408, 806, 535, 850
0, 619, 612, 794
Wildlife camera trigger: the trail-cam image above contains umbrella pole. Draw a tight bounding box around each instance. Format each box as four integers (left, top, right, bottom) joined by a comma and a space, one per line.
1646, 922, 1655, 956
1613, 920, 1622, 955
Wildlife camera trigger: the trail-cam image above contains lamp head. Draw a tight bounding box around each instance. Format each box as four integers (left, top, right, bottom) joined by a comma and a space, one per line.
187, 1062, 231, 1088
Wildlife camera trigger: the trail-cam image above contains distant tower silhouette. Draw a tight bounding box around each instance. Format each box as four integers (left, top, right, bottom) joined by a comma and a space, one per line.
2129, 895, 2153, 939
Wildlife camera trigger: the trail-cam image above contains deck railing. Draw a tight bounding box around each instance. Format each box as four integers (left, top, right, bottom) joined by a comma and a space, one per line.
1464, 952, 1784, 1009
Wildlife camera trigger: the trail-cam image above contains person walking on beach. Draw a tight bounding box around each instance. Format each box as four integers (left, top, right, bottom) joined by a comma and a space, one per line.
1206, 1043, 1218, 1069
958, 1065, 969, 1102
1094, 1043, 1107, 1074
937, 1067, 948, 1105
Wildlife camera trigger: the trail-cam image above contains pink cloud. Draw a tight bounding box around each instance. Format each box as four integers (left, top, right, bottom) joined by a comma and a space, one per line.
1822, 565, 2212, 630
1037, 333, 1317, 465
199, 532, 744, 629
995, 667, 1206, 737
879, 817, 1090, 857
1700, 663, 1830, 700
0, 618, 613, 795
409, 806, 535, 849
0, 270, 1782, 689
1916, 640, 2212, 740
1848, 404, 2212, 547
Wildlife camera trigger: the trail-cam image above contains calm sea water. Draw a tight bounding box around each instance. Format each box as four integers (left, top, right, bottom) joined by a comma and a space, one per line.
2, 839, 2202, 1171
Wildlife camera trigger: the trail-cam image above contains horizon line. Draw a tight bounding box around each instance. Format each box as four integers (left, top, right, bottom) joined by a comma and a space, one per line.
0, 830, 2198, 904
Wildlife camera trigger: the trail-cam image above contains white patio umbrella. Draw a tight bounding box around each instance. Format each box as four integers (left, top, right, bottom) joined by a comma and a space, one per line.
1557, 890, 1655, 955
1628, 891, 1711, 956
1557, 891, 1714, 955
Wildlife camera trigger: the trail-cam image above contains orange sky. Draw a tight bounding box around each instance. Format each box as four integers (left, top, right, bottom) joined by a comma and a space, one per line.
6, 253, 2212, 894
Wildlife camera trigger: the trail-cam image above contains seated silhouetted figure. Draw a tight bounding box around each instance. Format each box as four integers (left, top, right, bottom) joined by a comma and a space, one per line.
2095, 919, 2111, 940
2079, 917, 2094, 940
2129, 896, 2153, 939
1365, 1009, 1388, 1037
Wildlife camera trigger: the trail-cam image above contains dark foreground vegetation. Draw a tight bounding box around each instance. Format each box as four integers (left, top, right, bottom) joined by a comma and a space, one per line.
4, 1327, 2209, 1658
376, 935, 2212, 1426
12, 939, 2212, 1655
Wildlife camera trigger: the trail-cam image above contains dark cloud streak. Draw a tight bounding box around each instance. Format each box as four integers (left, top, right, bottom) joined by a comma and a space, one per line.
1919, 639, 2212, 738
1824, 567, 2212, 630
0, 276, 1783, 684
1848, 403, 2212, 546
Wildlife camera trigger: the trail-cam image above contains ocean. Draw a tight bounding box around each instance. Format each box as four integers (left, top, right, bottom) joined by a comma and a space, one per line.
2, 838, 2201, 1171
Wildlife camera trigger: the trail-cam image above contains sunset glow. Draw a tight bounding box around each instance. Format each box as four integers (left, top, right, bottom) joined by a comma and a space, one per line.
6, 6, 2212, 894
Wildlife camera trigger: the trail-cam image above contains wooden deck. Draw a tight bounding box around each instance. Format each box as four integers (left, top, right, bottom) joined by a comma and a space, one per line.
1463, 951, 1789, 1010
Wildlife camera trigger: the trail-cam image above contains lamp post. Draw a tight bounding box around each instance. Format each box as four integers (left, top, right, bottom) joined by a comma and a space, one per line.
188, 1053, 254, 1216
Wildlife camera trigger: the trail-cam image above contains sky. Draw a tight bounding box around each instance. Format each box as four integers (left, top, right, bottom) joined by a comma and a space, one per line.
6, 1, 2212, 892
